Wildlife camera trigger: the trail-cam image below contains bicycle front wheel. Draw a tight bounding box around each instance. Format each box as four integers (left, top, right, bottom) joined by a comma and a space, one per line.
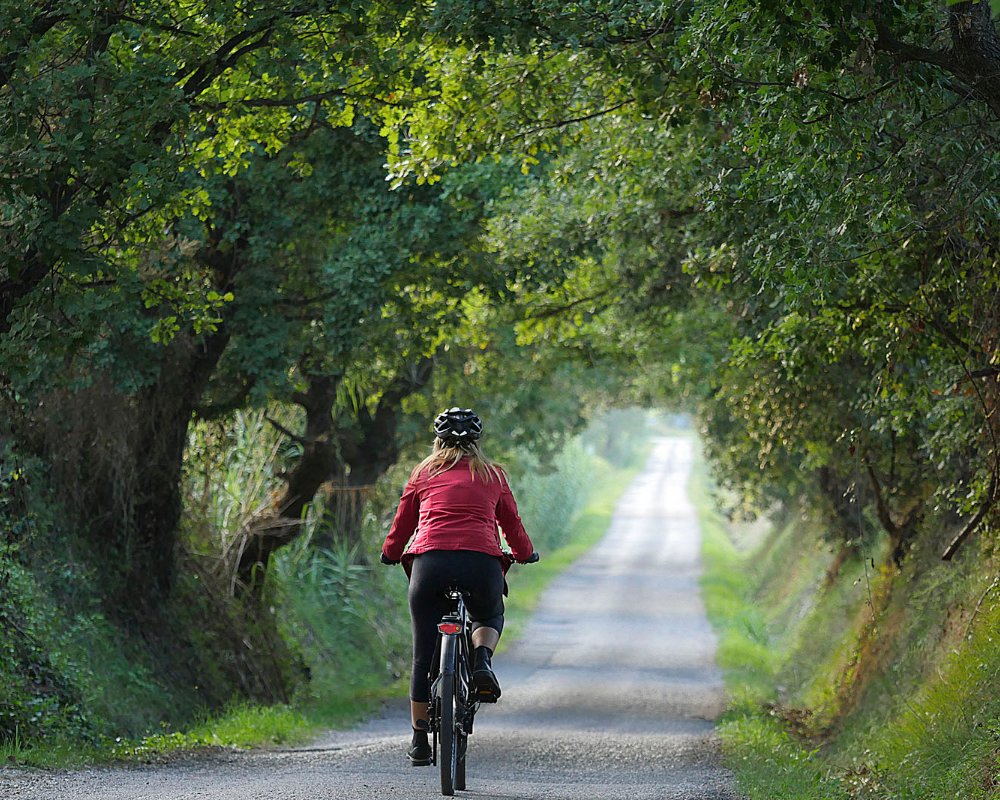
438, 635, 459, 796
455, 730, 466, 791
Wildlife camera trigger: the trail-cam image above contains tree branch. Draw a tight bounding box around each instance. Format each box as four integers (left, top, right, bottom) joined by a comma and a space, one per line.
514, 100, 635, 140
178, 25, 273, 98
0, 2, 66, 89
876, 6, 1000, 118
523, 289, 613, 321
264, 414, 307, 446
942, 466, 999, 560
874, 21, 957, 73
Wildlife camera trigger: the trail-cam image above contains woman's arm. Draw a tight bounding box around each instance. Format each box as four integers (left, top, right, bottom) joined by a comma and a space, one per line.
382, 479, 420, 562
496, 478, 533, 562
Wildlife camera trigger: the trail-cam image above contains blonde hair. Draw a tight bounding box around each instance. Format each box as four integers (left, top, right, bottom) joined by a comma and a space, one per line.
412, 439, 505, 483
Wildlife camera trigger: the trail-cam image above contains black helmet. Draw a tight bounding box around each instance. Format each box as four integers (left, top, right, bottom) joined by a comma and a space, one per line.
433, 407, 483, 447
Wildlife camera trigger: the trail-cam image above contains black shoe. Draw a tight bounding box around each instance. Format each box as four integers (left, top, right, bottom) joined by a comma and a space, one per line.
473, 646, 501, 702
408, 729, 432, 766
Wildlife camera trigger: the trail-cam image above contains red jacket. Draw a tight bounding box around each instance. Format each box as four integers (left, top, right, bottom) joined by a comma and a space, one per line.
382, 459, 533, 564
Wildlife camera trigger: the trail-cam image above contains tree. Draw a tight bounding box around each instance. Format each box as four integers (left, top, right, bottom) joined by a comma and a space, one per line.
1, 1, 492, 605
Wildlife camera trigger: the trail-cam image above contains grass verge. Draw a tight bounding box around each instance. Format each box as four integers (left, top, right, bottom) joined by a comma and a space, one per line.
694, 443, 1000, 800
692, 451, 851, 800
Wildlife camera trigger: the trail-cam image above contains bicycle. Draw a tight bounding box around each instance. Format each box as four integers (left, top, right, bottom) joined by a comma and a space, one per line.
428, 551, 539, 796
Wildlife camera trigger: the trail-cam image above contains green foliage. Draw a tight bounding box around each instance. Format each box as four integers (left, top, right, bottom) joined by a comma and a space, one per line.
509, 439, 591, 553
506, 407, 653, 552
269, 535, 410, 718
383, 0, 1000, 562
579, 406, 664, 468
0, 515, 196, 757
0, 554, 92, 746
183, 407, 294, 554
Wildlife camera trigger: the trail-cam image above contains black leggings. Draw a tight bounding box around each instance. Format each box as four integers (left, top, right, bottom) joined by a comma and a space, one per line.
408, 550, 505, 702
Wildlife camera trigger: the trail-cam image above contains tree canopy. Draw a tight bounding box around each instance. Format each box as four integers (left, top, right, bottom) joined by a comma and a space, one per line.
1, 0, 997, 619
381, 0, 1000, 562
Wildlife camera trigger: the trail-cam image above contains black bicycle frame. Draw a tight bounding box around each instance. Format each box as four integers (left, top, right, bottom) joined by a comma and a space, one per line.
429, 591, 476, 733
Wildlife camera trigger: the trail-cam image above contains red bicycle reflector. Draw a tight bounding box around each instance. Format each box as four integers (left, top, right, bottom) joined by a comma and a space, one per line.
437, 622, 462, 635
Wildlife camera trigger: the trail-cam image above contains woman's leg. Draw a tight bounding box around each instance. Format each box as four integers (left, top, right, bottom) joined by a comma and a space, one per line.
471, 626, 500, 651
407, 554, 451, 764
408, 554, 452, 703
458, 553, 506, 700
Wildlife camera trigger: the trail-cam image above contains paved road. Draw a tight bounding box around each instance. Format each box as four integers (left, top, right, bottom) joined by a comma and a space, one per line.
2, 436, 739, 800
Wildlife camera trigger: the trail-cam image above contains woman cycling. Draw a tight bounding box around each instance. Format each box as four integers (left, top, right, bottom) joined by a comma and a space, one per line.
380, 407, 534, 766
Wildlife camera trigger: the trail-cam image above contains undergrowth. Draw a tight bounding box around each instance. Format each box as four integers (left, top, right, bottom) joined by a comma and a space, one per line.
695, 444, 1000, 800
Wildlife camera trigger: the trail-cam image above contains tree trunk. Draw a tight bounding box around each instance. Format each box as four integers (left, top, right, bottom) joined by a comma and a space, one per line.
888, 508, 924, 568
877, 3, 1000, 118
124, 330, 231, 601
313, 356, 436, 550
948, 1, 1000, 115
235, 356, 437, 579
815, 466, 860, 542
865, 464, 927, 568
234, 373, 340, 594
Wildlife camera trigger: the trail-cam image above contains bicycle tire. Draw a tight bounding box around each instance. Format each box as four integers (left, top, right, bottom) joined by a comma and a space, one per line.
455, 635, 471, 791
456, 743, 466, 790
438, 635, 459, 796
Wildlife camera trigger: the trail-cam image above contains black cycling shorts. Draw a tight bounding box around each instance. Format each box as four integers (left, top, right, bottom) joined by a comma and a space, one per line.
408, 549, 505, 702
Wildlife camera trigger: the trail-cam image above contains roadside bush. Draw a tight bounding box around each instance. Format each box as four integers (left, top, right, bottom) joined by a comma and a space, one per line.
271, 538, 408, 714
512, 408, 655, 552
509, 439, 591, 553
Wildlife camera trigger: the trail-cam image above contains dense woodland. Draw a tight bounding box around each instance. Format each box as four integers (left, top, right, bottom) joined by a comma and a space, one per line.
1, 1, 999, 794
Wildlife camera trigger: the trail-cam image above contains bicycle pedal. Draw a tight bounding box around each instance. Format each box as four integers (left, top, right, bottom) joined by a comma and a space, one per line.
475, 688, 500, 703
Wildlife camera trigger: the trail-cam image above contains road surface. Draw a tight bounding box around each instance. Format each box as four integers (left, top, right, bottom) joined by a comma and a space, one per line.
2, 436, 740, 800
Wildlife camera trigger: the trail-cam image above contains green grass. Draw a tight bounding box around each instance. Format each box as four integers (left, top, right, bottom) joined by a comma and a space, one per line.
694, 442, 1000, 800
718, 705, 849, 800
2, 705, 316, 768
0, 727, 26, 764
108, 703, 315, 762
692, 451, 851, 800
693, 457, 779, 699
1, 740, 102, 770
846, 595, 1000, 800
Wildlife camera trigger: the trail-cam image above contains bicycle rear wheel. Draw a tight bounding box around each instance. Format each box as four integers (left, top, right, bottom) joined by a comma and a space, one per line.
455, 637, 472, 791
438, 636, 459, 796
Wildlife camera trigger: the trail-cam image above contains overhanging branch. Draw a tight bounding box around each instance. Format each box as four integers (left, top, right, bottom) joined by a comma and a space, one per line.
942, 466, 999, 560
